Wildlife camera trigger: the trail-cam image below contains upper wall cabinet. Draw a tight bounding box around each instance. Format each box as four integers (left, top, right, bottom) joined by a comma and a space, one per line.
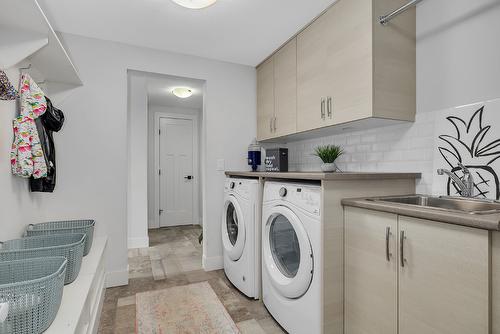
257, 57, 275, 141
257, 0, 415, 141
257, 38, 297, 141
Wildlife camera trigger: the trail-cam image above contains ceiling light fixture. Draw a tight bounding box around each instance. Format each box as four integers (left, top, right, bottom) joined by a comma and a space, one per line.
171, 0, 217, 9
172, 87, 193, 98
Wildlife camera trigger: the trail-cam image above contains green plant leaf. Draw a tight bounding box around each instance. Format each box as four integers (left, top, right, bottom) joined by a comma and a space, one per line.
313, 145, 344, 163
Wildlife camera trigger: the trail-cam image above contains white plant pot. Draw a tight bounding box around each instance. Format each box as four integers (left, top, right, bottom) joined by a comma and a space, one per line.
321, 162, 338, 172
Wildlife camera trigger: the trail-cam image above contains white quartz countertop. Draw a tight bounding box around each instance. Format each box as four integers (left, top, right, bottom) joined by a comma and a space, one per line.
226, 171, 421, 181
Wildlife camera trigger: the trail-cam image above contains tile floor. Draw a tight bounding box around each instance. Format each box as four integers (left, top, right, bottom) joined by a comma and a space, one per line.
98, 225, 285, 334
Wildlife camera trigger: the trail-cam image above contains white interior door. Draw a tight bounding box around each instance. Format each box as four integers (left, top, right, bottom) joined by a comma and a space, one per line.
159, 117, 195, 227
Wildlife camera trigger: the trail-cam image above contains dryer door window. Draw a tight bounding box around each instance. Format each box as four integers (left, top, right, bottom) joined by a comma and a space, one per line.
269, 214, 300, 278
226, 202, 239, 246
222, 196, 246, 261
263, 206, 313, 299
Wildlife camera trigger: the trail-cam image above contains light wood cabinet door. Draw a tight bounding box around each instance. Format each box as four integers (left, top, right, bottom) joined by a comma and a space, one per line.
256, 57, 274, 141
297, 0, 372, 132
398, 216, 489, 334
273, 38, 297, 137
345, 207, 398, 334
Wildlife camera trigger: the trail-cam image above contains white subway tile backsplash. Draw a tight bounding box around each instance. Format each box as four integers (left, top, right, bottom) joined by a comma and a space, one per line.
283, 110, 437, 190
346, 135, 361, 145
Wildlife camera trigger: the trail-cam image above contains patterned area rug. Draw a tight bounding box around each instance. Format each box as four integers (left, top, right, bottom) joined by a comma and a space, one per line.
136, 281, 240, 334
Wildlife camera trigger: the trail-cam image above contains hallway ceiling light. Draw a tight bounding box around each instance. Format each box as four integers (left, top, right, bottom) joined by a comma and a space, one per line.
170, 0, 217, 9
172, 87, 193, 98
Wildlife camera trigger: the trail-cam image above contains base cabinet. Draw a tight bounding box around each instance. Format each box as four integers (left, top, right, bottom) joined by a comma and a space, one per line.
344, 207, 490, 334
345, 208, 398, 334
398, 216, 489, 334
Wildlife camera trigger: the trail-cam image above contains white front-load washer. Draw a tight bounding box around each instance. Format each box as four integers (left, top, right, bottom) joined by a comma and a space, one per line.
262, 181, 322, 334
222, 177, 261, 299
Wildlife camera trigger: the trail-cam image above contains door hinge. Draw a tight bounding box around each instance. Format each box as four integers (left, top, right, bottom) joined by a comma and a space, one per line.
159, 209, 163, 215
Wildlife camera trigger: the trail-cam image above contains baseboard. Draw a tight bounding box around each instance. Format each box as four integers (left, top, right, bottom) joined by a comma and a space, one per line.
148, 219, 158, 230
106, 270, 129, 288
202, 254, 223, 271
128, 236, 149, 249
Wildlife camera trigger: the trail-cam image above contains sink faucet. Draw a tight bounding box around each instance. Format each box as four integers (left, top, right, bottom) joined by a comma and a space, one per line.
437, 163, 474, 197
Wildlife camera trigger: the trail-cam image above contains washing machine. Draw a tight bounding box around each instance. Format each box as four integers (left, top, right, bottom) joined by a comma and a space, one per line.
262, 181, 322, 334
222, 177, 261, 299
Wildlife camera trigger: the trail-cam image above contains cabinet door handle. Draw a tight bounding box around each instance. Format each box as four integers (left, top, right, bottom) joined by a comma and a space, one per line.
273, 117, 277, 131
400, 230, 406, 267
270, 118, 273, 132
327, 97, 333, 119
386, 227, 392, 262
321, 98, 326, 119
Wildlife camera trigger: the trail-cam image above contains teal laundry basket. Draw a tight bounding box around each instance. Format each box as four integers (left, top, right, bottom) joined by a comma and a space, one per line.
25, 219, 95, 256
0, 234, 86, 284
0, 257, 67, 334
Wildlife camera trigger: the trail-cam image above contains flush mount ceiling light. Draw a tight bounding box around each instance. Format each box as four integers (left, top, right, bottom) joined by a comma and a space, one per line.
172, 87, 193, 98
171, 0, 217, 9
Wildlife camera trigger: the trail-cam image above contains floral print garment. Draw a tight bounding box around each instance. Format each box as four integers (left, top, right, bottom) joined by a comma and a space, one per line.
10, 74, 47, 178
0, 70, 18, 100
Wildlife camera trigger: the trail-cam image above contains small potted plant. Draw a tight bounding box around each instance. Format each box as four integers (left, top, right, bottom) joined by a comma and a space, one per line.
313, 145, 344, 172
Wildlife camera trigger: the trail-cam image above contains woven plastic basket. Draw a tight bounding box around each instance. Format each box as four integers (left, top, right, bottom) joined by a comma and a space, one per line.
25, 219, 95, 256
0, 257, 67, 334
0, 234, 86, 285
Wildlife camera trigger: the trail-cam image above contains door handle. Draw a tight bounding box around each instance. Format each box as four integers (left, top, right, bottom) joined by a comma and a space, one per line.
321, 98, 326, 120
184, 175, 193, 180
273, 117, 277, 131
270, 118, 273, 132
327, 96, 332, 119
400, 230, 406, 267
385, 227, 392, 262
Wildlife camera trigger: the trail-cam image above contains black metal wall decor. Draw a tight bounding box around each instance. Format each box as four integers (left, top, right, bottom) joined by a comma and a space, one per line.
438, 106, 500, 200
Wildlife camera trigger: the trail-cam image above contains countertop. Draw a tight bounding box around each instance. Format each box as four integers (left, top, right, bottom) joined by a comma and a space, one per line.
342, 196, 500, 231
225, 171, 421, 181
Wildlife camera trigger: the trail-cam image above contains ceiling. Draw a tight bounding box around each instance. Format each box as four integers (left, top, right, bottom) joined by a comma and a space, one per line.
39, 0, 336, 66
146, 73, 204, 109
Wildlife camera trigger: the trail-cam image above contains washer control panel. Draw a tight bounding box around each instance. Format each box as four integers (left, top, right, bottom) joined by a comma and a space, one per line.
224, 177, 258, 199
265, 182, 320, 216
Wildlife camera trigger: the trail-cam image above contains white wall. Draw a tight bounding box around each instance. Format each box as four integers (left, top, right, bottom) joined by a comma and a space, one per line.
62, 34, 255, 281
0, 34, 255, 286
280, 0, 500, 195
127, 73, 149, 249
147, 104, 203, 229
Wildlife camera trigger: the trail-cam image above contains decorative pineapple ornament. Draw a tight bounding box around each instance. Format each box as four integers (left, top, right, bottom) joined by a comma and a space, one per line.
438, 106, 500, 200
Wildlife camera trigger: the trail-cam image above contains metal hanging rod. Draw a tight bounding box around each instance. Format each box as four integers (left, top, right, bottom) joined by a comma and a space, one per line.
379, 0, 424, 25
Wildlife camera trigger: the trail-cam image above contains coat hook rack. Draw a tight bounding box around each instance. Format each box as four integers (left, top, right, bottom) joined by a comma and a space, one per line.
19, 64, 32, 72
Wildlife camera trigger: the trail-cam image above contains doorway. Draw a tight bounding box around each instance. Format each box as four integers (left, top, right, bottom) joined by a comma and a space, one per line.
155, 114, 199, 227
126, 69, 204, 255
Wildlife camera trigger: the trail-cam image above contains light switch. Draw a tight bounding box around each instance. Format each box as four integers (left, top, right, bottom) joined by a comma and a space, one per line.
216, 159, 225, 171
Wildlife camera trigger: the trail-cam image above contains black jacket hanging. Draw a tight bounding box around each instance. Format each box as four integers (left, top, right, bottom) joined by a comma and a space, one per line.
30, 97, 64, 192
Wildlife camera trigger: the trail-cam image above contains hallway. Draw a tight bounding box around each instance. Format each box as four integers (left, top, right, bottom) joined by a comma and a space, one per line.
98, 226, 284, 333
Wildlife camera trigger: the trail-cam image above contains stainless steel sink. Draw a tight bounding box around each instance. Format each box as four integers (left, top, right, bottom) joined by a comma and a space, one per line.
367, 195, 500, 215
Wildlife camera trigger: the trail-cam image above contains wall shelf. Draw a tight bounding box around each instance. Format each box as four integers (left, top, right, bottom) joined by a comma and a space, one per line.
0, 0, 82, 87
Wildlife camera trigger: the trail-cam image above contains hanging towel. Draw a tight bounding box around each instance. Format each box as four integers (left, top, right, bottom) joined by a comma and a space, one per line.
0, 70, 18, 100
10, 74, 48, 178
